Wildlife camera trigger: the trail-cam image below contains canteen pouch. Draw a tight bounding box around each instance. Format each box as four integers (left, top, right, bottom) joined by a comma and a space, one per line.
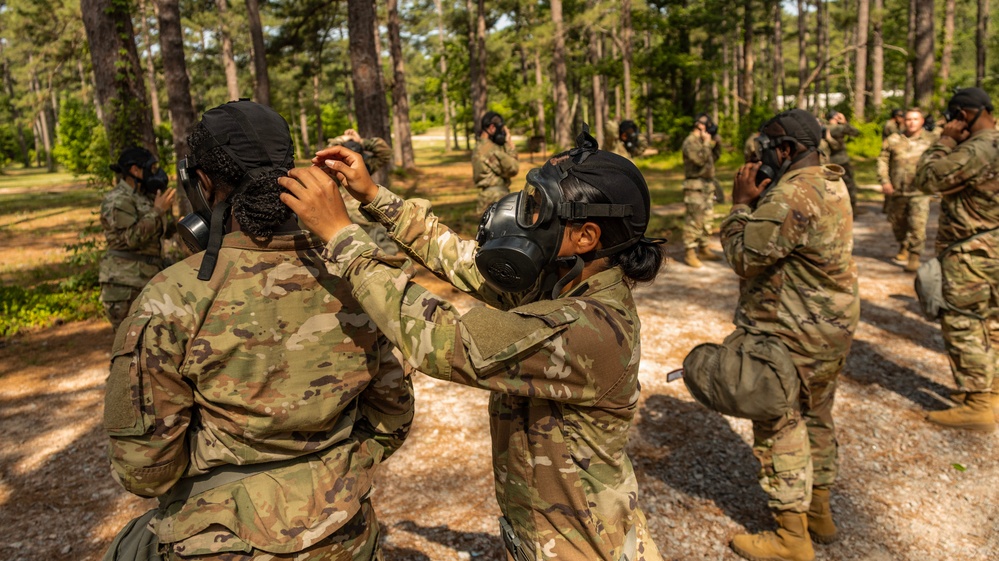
682, 328, 800, 421
914, 258, 946, 320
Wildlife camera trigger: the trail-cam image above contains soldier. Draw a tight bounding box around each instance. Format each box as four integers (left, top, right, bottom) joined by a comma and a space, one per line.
99, 147, 175, 332
878, 108, 937, 272
722, 109, 860, 561
281, 128, 667, 561
472, 110, 519, 214
744, 131, 761, 163
103, 101, 413, 560
824, 111, 860, 212
328, 128, 397, 254
605, 119, 649, 161
882, 108, 905, 139
681, 113, 723, 268
914, 87, 999, 431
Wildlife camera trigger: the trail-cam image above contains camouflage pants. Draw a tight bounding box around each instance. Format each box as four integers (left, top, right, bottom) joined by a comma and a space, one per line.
101, 283, 144, 333
477, 185, 510, 215
887, 194, 931, 255
167, 499, 382, 561
342, 187, 398, 255
751, 351, 844, 513
941, 246, 999, 393
682, 180, 715, 250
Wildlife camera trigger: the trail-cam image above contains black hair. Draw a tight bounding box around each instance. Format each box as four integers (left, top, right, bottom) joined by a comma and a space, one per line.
559, 175, 666, 286
187, 121, 293, 239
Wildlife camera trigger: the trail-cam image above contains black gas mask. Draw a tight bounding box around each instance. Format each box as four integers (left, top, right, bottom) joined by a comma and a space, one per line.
340, 139, 377, 174
620, 120, 639, 151
754, 133, 804, 188
177, 100, 295, 281
137, 158, 168, 197
489, 122, 507, 146
474, 127, 640, 299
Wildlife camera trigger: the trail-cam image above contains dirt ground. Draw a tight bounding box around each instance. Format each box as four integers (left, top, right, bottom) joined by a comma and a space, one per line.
1, 185, 997, 561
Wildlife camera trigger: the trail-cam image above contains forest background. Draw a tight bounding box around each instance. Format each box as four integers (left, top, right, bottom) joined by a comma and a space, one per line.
0, 0, 997, 335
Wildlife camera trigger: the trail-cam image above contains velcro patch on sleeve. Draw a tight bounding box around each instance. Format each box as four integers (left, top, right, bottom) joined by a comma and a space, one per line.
461, 306, 550, 361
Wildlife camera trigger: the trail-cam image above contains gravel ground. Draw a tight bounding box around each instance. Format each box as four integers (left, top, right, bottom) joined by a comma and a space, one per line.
1, 197, 997, 561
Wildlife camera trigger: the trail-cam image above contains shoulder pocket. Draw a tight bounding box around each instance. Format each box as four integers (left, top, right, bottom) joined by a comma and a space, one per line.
104, 315, 154, 436
460, 301, 577, 369
743, 202, 789, 254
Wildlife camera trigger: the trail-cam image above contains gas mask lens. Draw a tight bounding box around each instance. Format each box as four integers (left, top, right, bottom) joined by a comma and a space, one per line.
517, 183, 546, 228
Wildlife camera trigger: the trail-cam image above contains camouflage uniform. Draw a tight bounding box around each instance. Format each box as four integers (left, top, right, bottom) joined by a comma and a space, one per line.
882, 119, 902, 140
915, 129, 999, 394
99, 180, 174, 332
682, 131, 722, 251
104, 230, 413, 560
319, 186, 663, 561
825, 123, 860, 210
328, 135, 397, 255
472, 137, 519, 214
721, 165, 860, 513
877, 129, 937, 255
604, 120, 649, 161
744, 133, 760, 163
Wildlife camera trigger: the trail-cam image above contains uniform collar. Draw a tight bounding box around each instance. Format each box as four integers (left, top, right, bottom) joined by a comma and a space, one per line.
220, 230, 326, 252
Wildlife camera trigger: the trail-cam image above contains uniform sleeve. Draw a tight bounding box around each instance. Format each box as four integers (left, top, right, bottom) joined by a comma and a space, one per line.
721, 190, 810, 279
104, 306, 192, 497
351, 335, 414, 460
489, 145, 520, 179
876, 138, 893, 185
102, 193, 168, 251
364, 137, 393, 172
361, 187, 524, 310
825, 128, 846, 152
711, 137, 723, 161
914, 136, 978, 196
844, 124, 860, 137
321, 226, 616, 406
683, 137, 713, 167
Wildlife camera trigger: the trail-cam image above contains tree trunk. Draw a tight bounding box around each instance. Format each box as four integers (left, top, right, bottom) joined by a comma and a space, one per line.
816, 0, 828, 110
551, 0, 571, 149
387, 0, 414, 169
81, 0, 156, 158
589, 11, 605, 147
215, 0, 240, 101
347, 0, 391, 156
772, 0, 783, 110
732, 21, 741, 128
1, 43, 31, 167
533, 49, 547, 153
905, 0, 915, 105
741, 0, 754, 115
722, 38, 731, 117
298, 91, 310, 151
138, 0, 162, 127
245, 0, 270, 105
913, 0, 933, 108
475, 0, 487, 129
157, 0, 196, 215
433, 0, 452, 150
939, 0, 954, 97
30, 65, 54, 172
312, 71, 323, 151
622, 0, 633, 119
978, 0, 989, 87
871, 0, 884, 111
854, 0, 869, 120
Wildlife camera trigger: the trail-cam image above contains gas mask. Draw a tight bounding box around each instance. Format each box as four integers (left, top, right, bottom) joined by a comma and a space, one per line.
474, 129, 637, 299
943, 106, 984, 130
489, 123, 507, 146
136, 158, 168, 197
754, 133, 806, 188
341, 139, 376, 174
620, 120, 639, 151
177, 156, 212, 254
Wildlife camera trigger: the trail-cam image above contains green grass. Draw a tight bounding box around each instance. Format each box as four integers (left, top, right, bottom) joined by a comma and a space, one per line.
0, 166, 82, 191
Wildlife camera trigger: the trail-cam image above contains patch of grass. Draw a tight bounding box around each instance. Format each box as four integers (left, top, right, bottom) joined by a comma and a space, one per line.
0, 167, 81, 191
0, 282, 102, 337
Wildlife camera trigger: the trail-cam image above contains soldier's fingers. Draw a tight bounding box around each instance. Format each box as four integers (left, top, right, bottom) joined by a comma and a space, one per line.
277, 176, 312, 202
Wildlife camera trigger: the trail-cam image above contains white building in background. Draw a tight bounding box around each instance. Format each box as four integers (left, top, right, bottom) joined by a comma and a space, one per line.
777, 90, 906, 111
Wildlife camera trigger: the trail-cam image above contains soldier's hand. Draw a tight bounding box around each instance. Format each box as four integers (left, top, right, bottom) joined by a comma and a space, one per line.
154, 187, 177, 214
881, 183, 894, 196
732, 162, 768, 206
279, 166, 352, 243
312, 146, 379, 205
940, 119, 970, 143
344, 128, 362, 143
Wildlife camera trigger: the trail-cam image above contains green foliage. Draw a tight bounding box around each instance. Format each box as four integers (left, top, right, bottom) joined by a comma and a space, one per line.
156, 122, 176, 175
0, 283, 101, 338
847, 121, 884, 160
410, 119, 433, 135
53, 98, 105, 176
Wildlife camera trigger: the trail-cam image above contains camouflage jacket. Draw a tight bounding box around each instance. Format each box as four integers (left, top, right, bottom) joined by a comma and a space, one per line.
328, 135, 393, 174
825, 123, 859, 165
877, 129, 938, 196
682, 131, 720, 180
915, 129, 999, 248
321, 187, 663, 561
604, 120, 649, 161
472, 137, 520, 191
99, 180, 173, 288
104, 231, 413, 556
721, 165, 860, 361
883, 119, 902, 139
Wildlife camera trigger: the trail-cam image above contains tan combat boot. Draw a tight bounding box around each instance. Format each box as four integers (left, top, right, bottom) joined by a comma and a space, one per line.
806, 488, 838, 544
731, 511, 815, 561
951, 382, 999, 416
927, 392, 997, 432
904, 253, 921, 272
698, 246, 722, 261
894, 248, 909, 263
684, 248, 703, 268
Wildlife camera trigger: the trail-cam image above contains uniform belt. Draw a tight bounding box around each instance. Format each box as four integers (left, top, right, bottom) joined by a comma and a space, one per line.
108, 249, 165, 267
159, 453, 315, 508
